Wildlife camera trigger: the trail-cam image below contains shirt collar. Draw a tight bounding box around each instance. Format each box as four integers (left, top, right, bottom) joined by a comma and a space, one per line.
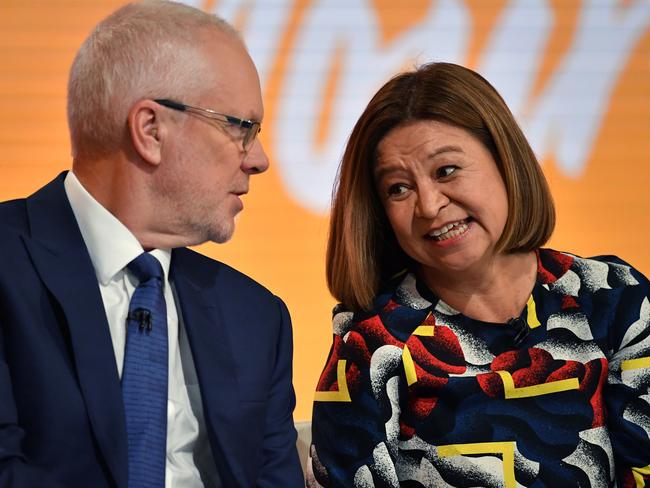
64, 171, 171, 285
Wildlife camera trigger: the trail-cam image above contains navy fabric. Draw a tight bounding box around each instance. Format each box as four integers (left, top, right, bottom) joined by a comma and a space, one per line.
122, 253, 168, 487
309, 250, 650, 487
0, 173, 304, 487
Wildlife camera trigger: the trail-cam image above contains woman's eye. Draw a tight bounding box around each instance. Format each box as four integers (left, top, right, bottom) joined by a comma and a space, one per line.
437, 165, 458, 178
387, 183, 409, 197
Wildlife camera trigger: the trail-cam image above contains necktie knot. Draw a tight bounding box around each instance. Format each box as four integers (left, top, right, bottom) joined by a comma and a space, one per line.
127, 252, 164, 284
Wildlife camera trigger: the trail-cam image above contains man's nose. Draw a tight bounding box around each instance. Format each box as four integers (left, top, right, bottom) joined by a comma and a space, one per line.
242, 138, 270, 175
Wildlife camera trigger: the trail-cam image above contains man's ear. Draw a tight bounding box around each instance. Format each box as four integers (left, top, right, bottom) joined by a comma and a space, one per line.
127, 99, 163, 166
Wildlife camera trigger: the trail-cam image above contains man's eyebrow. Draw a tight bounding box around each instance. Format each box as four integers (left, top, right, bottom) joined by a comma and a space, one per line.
374, 144, 464, 181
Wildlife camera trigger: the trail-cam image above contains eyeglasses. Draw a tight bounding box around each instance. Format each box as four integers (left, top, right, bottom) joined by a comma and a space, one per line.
153, 98, 261, 152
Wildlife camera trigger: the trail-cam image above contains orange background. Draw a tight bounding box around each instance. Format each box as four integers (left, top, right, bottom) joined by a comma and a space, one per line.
1, 0, 648, 421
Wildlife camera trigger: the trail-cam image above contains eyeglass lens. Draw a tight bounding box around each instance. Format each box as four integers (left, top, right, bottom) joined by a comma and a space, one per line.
244, 123, 260, 151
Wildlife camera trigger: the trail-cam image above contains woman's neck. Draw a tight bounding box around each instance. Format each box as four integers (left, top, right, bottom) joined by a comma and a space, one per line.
419, 251, 538, 323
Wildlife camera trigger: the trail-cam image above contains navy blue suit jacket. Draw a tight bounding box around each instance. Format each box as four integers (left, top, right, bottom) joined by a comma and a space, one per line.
0, 173, 304, 487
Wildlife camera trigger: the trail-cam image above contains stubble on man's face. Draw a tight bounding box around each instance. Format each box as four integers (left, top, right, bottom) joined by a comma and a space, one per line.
152, 32, 262, 248
155, 150, 239, 247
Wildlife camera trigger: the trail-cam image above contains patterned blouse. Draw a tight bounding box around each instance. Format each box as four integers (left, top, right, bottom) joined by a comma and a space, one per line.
308, 249, 650, 487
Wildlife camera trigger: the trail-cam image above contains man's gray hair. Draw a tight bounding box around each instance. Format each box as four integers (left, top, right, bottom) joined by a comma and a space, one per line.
67, 0, 239, 159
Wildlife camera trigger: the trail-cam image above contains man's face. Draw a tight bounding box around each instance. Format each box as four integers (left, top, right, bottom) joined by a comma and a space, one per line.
155, 31, 269, 246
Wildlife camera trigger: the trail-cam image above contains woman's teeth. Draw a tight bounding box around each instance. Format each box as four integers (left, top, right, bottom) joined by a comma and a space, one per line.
429, 220, 469, 241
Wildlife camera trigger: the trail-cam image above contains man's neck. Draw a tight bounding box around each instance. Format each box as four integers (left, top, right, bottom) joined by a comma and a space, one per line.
73, 156, 157, 248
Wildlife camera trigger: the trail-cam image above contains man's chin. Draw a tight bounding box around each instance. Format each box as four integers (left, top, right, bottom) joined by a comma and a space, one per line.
208, 223, 235, 244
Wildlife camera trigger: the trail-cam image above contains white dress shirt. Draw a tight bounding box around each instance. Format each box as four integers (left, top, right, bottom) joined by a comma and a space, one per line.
64, 172, 219, 488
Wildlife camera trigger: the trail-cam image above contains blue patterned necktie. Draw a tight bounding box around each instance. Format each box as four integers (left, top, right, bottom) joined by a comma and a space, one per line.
122, 252, 168, 487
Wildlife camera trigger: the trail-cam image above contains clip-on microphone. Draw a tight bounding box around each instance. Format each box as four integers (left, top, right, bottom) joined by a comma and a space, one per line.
128, 308, 153, 332
507, 317, 530, 347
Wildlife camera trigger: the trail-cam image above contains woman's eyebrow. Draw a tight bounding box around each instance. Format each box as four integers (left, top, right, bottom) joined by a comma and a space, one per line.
374, 145, 464, 181
374, 164, 407, 181
425, 144, 464, 160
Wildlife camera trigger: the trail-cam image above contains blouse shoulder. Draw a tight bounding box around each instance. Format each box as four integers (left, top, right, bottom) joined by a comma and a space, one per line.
330, 272, 436, 339
538, 247, 647, 287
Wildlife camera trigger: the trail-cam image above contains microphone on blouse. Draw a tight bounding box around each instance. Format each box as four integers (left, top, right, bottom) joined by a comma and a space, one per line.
507, 317, 530, 347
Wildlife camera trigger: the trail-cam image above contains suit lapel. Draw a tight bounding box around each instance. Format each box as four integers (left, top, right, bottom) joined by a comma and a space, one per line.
23, 173, 128, 488
171, 250, 247, 487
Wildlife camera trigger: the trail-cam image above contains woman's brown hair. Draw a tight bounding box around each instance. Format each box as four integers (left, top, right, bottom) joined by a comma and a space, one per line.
326, 62, 555, 311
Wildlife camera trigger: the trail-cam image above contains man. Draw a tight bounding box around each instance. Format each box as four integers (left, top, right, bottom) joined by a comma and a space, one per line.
0, 1, 303, 486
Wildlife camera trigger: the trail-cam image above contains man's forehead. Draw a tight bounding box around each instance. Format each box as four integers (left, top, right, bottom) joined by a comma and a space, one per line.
200, 36, 263, 120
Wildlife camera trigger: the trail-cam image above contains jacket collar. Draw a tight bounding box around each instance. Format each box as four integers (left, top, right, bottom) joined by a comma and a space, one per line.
23, 172, 128, 488
170, 249, 248, 487
23, 173, 251, 487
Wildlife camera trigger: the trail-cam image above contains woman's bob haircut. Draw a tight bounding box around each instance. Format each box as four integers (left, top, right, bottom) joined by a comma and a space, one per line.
326, 62, 555, 311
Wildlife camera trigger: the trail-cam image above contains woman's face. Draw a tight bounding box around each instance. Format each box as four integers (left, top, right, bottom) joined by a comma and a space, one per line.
374, 119, 509, 280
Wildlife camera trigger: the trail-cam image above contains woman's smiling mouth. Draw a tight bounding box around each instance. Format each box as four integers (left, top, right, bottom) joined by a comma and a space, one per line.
427, 219, 470, 241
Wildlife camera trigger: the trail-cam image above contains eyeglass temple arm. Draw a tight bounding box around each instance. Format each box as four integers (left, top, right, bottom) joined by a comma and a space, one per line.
153, 99, 186, 111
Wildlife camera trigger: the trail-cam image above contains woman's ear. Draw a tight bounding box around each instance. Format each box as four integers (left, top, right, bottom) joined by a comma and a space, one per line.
127, 99, 163, 166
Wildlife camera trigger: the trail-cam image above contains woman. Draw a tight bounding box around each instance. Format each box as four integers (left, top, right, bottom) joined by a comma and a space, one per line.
308, 63, 650, 487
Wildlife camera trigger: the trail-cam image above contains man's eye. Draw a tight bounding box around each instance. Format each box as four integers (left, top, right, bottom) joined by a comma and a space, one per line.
225, 123, 246, 138
437, 165, 458, 178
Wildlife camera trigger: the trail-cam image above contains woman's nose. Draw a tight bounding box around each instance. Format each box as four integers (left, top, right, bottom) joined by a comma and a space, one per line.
414, 184, 450, 219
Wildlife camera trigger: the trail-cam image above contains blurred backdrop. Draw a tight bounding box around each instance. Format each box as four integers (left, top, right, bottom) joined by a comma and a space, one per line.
1, 0, 649, 420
